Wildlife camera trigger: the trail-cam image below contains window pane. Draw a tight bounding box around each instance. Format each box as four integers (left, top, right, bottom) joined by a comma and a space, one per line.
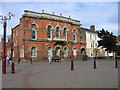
31, 47, 37, 57
90, 34, 92, 39
73, 35, 75, 41
64, 47, 68, 57
32, 30, 36, 39
73, 48, 77, 56
73, 34, 76, 41
56, 27, 59, 37
91, 51, 93, 56
93, 42, 94, 47
63, 28, 67, 37
47, 26, 51, 39
48, 47, 52, 56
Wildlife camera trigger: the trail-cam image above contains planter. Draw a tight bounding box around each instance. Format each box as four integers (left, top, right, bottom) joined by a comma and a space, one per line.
52, 57, 61, 62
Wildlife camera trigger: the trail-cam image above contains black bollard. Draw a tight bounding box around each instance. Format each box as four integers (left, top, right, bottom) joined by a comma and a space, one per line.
11, 62, 15, 74
71, 60, 74, 70
30, 58, 32, 64
31, 60, 32, 64
18, 58, 20, 64
115, 59, 118, 68
93, 60, 96, 69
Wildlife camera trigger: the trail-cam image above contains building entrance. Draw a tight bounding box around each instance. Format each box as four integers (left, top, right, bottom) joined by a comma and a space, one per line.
55, 47, 61, 57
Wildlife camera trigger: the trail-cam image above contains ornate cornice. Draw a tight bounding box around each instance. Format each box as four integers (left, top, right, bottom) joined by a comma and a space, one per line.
23, 10, 81, 26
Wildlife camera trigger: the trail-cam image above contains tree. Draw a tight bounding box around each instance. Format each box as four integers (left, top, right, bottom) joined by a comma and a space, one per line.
97, 29, 117, 53
113, 45, 120, 56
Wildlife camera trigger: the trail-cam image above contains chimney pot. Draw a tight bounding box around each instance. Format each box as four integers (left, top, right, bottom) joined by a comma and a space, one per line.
90, 25, 95, 31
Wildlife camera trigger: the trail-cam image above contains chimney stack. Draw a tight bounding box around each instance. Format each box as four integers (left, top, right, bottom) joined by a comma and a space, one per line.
90, 25, 95, 31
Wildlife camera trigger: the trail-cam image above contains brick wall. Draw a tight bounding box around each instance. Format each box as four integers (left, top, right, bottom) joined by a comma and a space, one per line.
12, 11, 85, 61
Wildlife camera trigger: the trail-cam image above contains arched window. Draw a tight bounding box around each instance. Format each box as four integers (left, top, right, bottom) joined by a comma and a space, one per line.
64, 47, 68, 57
31, 47, 37, 57
55, 47, 61, 57
31, 24, 37, 28
47, 47, 52, 56
47, 26, 52, 39
81, 48, 85, 53
56, 27, 60, 37
73, 48, 77, 57
73, 34, 77, 42
31, 30, 36, 39
20, 49, 24, 58
63, 28, 67, 38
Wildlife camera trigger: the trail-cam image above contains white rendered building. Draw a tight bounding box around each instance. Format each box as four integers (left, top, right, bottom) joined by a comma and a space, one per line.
80, 25, 113, 59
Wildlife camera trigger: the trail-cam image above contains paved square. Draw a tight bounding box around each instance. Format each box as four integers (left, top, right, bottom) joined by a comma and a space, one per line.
2, 60, 118, 88
0, 61, 2, 90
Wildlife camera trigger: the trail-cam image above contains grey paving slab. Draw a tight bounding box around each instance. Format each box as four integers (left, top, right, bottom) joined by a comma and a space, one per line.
2, 60, 118, 88
0, 61, 2, 90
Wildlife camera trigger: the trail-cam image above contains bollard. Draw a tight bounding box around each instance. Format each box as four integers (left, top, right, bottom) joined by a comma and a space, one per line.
11, 62, 15, 74
31, 60, 32, 64
115, 59, 118, 68
71, 60, 74, 70
30, 58, 32, 64
93, 60, 96, 69
2, 59, 6, 74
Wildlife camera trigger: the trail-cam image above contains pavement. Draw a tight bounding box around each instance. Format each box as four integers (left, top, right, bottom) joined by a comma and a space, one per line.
2, 59, 119, 88
0, 61, 2, 90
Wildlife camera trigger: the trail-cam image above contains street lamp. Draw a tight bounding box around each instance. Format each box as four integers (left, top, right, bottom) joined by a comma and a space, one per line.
11, 28, 15, 73
0, 12, 14, 74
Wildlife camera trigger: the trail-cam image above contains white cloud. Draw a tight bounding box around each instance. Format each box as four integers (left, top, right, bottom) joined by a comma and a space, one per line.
96, 24, 118, 35
0, 2, 118, 36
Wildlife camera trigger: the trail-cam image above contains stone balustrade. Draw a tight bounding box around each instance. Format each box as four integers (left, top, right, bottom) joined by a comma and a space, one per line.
23, 10, 81, 25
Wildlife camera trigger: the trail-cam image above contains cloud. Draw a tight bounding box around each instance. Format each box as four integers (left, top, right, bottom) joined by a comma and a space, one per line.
72, 2, 118, 35
96, 24, 118, 35
0, 2, 118, 36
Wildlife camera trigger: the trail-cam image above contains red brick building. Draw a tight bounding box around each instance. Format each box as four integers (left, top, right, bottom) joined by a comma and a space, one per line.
0, 35, 11, 60
12, 10, 85, 61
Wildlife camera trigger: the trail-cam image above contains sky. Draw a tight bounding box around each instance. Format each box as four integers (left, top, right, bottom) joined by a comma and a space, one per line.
0, 1, 119, 36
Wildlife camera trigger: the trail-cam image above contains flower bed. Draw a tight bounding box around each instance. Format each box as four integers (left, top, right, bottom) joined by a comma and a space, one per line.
52, 56, 61, 62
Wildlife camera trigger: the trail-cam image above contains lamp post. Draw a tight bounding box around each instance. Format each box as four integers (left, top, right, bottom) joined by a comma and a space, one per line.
11, 28, 15, 73
0, 12, 14, 74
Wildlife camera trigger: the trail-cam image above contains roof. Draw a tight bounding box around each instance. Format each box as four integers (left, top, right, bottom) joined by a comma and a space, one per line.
22, 10, 81, 26
116, 35, 120, 40
12, 24, 20, 30
80, 27, 98, 34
